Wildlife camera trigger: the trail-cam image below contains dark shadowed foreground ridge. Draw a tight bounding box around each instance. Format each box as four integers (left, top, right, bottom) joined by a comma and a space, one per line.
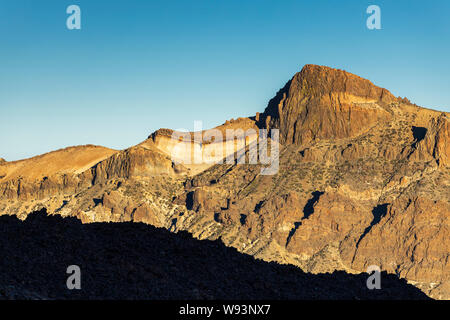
0, 209, 429, 300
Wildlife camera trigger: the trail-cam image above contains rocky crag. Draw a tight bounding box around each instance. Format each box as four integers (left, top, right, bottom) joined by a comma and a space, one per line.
1, 65, 448, 299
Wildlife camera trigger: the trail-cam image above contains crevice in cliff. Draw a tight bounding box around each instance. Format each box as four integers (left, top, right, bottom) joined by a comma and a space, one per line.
185, 191, 195, 210
254, 200, 265, 213
286, 191, 324, 247
407, 126, 428, 158
412, 126, 427, 143
169, 217, 177, 232
54, 200, 69, 213
285, 221, 302, 248
303, 191, 324, 219
355, 203, 389, 249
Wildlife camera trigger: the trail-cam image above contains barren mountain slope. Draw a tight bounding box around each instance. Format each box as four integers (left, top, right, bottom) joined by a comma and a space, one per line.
1, 65, 448, 299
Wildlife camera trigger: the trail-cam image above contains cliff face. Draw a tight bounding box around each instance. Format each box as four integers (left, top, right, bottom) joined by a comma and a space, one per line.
0, 64, 449, 299
259, 64, 397, 145
419, 114, 450, 167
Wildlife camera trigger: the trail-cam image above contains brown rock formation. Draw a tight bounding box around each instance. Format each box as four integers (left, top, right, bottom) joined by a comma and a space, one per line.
259, 64, 396, 145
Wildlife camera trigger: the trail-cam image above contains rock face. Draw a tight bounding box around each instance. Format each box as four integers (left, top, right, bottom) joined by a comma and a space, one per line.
148, 117, 260, 175
418, 114, 450, 167
0, 64, 449, 299
259, 64, 396, 145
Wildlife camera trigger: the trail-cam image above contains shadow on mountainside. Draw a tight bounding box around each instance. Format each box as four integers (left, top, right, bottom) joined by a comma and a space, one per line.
286, 191, 325, 247
0, 209, 429, 300
355, 203, 389, 249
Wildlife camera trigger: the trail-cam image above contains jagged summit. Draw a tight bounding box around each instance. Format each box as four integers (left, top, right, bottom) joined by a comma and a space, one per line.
295, 64, 397, 102
257, 64, 401, 145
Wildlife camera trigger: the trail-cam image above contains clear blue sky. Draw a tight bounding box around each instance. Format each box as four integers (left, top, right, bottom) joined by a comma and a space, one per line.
1, 0, 449, 161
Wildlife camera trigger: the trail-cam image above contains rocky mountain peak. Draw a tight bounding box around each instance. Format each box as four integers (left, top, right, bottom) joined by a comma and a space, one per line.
295, 64, 397, 102
259, 64, 399, 145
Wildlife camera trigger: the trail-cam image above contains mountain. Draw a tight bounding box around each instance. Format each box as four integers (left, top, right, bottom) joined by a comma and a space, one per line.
0, 65, 448, 299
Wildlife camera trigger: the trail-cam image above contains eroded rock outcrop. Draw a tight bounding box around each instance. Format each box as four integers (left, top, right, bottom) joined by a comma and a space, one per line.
259, 64, 396, 145
411, 114, 450, 167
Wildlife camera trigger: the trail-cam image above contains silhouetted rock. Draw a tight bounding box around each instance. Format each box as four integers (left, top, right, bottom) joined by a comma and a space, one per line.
0, 209, 429, 300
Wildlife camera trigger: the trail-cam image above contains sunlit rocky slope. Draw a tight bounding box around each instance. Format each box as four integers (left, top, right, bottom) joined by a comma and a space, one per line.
1, 65, 449, 299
